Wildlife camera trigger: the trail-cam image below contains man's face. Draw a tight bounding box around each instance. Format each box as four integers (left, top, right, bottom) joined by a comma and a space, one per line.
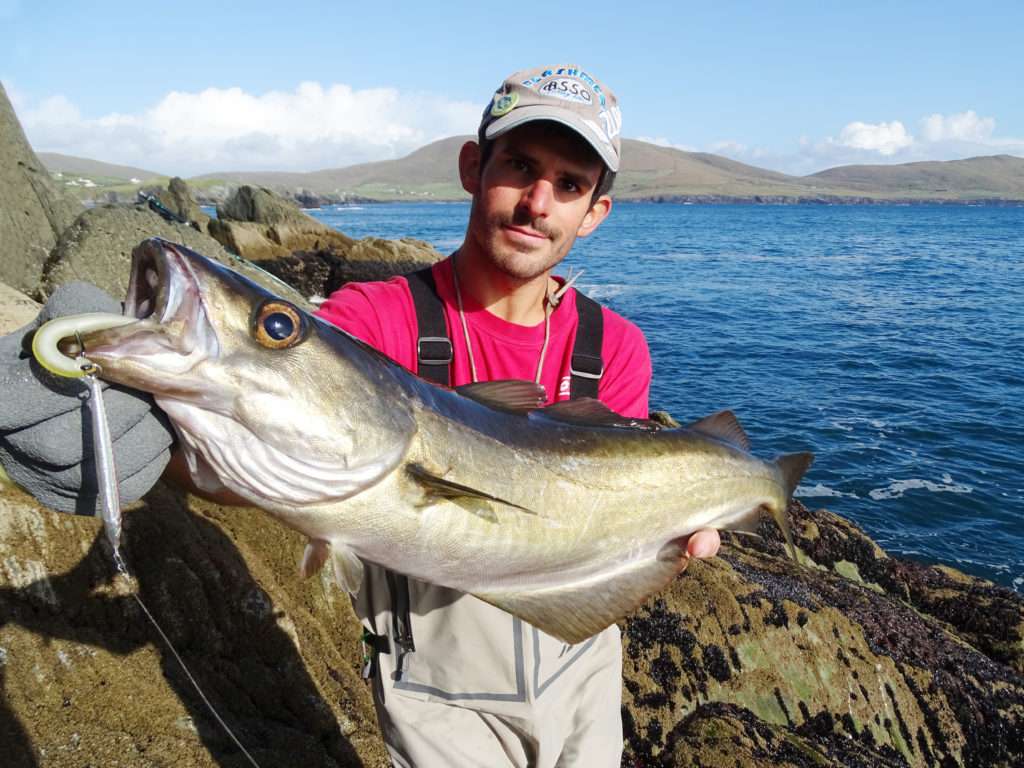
459, 123, 612, 282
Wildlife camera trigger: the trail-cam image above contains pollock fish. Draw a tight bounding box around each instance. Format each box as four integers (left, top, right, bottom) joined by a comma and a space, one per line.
48, 238, 812, 644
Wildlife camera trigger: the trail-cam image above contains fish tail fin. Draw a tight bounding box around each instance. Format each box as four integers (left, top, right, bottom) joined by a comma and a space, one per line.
774, 452, 814, 561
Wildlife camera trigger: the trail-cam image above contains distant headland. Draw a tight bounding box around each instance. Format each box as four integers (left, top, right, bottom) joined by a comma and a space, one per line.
40, 137, 1024, 207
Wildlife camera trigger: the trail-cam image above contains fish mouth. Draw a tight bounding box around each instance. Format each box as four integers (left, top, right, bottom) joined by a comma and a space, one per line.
73, 238, 220, 383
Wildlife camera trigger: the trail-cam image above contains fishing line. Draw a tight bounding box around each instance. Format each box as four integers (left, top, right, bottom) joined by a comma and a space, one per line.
85, 367, 262, 768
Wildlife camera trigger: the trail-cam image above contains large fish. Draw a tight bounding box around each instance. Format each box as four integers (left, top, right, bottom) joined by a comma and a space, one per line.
56, 238, 812, 644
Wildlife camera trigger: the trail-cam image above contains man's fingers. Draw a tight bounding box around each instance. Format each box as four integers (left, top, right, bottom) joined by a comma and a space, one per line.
686, 528, 721, 559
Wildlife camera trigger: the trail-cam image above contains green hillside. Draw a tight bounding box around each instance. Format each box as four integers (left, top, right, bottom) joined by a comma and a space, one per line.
808, 155, 1024, 199
41, 141, 1024, 204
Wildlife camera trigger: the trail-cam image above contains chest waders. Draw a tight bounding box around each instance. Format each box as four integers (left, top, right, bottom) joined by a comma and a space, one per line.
361, 265, 604, 680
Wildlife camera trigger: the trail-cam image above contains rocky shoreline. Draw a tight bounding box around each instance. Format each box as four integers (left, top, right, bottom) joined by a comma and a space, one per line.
2, 82, 1022, 767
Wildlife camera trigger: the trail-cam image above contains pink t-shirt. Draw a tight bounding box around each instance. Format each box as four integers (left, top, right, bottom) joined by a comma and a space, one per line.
314, 257, 651, 419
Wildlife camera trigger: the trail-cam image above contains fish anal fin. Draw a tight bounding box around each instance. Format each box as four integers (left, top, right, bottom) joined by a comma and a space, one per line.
475, 540, 689, 645
538, 398, 662, 431
456, 380, 546, 413
300, 539, 364, 594
331, 545, 365, 595
407, 462, 538, 517
687, 410, 751, 451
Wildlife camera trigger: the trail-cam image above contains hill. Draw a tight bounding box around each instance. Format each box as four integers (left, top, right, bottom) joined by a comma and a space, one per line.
809, 154, 1024, 199
195, 139, 1024, 203
43, 141, 1024, 204
196, 136, 468, 201
37, 152, 160, 182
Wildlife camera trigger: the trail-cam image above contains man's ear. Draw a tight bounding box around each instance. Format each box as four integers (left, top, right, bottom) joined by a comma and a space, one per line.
459, 141, 481, 195
577, 195, 613, 238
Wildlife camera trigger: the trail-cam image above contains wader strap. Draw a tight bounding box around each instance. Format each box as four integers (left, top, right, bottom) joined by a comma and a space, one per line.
570, 292, 604, 399
386, 569, 416, 678
406, 266, 452, 387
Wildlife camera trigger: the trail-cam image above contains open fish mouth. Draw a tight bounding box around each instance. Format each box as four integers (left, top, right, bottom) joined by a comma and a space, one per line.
119, 238, 218, 357
44, 239, 223, 391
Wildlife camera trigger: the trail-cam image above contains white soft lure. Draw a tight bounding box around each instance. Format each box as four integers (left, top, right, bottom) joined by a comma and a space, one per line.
33, 312, 136, 570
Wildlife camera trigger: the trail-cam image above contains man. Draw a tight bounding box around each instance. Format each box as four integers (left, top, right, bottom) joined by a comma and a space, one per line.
310, 66, 721, 767
0, 65, 720, 766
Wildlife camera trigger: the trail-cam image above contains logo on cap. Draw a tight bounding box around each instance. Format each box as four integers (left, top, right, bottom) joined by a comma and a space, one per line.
490, 92, 519, 117
537, 77, 594, 105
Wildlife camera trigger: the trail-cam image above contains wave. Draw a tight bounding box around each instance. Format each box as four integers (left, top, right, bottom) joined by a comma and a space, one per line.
868, 474, 973, 500
795, 483, 859, 499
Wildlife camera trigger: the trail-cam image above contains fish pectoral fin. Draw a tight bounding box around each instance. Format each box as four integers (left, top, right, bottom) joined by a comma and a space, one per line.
474, 540, 690, 645
406, 463, 539, 517
330, 545, 365, 595
536, 398, 662, 431
300, 538, 330, 578
686, 410, 751, 451
455, 380, 547, 413
299, 539, 364, 594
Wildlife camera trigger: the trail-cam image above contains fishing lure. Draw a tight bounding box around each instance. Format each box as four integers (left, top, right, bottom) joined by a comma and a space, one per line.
33, 312, 135, 567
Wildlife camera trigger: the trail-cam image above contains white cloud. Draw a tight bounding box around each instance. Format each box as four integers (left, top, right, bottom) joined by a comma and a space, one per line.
920, 110, 995, 142
708, 140, 748, 155
768, 110, 1024, 175
635, 135, 697, 152
835, 120, 914, 155
14, 81, 480, 176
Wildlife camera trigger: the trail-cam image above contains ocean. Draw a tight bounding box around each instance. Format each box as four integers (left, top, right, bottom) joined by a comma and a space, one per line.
308, 202, 1024, 592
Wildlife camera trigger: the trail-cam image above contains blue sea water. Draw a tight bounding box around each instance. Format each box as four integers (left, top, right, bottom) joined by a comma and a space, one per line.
310, 202, 1024, 592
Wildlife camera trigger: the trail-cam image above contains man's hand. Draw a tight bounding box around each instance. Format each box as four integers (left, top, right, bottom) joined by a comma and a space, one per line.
0, 283, 175, 515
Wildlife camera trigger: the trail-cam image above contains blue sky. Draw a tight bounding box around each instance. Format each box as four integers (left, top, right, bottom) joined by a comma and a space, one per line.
2, 0, 1022, 176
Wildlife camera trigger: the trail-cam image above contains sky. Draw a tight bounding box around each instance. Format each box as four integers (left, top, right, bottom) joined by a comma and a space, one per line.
2, 0, 1022, 177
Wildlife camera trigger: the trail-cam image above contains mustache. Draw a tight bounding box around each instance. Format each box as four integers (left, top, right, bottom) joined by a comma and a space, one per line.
495, 210, 560, 240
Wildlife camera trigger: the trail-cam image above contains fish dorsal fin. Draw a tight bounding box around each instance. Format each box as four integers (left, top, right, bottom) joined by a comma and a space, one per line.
299, 539, 364, 594
687, 410, 751, 451
406, 463, 539, 519
455, 380, 547, 413
475, 538, 690, 644
537, 398, 662, 431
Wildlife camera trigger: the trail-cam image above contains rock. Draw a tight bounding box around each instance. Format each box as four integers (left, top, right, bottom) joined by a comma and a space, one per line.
154, 177, 211, 230
0, 282, 40, 334
620, 501, 1024, 767
657, 701, 907, 767
207, 186, 354, 261
253, 238, 443, 299
217, 185, 317, 228
39, 204, 313, 309
0, 481, 389, 767
0, 83, 81, 296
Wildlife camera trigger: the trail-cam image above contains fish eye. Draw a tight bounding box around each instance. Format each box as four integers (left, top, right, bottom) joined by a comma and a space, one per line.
252, 301, 306, 349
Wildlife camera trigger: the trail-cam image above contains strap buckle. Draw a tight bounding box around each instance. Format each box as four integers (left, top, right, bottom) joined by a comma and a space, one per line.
361, 628, 390, 679
570, 353, 604, 380
417, 336, 453, 366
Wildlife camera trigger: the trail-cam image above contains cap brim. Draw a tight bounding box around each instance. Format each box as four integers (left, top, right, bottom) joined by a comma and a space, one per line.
485, 105, 620, 173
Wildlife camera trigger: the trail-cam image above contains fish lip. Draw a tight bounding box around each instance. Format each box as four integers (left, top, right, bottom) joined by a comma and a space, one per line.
126, 238, 203, 328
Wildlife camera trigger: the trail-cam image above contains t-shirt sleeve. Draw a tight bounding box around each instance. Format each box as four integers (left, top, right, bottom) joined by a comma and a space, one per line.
313, 277, 417, 366
598, 309, 652, 420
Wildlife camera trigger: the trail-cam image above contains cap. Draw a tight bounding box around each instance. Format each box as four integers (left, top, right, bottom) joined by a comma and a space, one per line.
478, 65, 622, 173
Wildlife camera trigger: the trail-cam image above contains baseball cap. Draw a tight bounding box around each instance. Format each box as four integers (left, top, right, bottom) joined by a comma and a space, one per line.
478, 65, 622, 173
